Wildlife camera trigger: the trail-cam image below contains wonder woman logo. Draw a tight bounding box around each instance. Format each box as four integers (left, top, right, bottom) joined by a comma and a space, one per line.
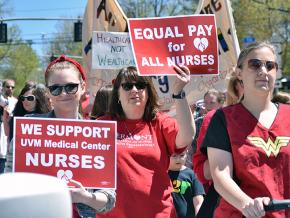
247, 136, 290, 157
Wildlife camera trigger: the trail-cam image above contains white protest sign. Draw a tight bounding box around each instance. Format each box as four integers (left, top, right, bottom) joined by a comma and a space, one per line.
92, 31, 135, 69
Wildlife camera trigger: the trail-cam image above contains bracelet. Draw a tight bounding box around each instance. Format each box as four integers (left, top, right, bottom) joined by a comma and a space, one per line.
172, 90, 186, 99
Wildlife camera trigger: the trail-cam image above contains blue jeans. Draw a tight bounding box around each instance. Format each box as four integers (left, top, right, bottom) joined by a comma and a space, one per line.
76, 203, 96, 218
0, 158, 6, 174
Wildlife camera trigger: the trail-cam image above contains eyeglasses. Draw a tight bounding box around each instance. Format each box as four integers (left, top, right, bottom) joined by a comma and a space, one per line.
20, 95, 35, 102
247, 59, 278, 72
5, 85, 15, 89
121, 82, 147, 91
47, 83, 79, 96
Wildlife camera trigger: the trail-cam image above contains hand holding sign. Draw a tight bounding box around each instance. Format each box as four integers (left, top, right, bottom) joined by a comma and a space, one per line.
172, 65, 191, 94
69, 179, 89, 203
14, 117, 116, 189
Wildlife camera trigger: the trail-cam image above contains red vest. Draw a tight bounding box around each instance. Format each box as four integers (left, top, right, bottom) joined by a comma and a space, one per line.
214, 103, 290, 218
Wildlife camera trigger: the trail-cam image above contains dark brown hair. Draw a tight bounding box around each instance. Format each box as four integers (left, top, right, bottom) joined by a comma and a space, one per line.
109, 66, 160, 121
91, 85, 113, 119
13, 82, 51, 116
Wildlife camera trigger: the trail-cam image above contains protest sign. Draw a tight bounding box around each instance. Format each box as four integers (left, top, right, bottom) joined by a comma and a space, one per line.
92, 31, 135, 69
128, 15, 218, 76
13, 117, 117, 189
82, 0, 240, 111
82, 0, 128, 74
82, 0, 128, 102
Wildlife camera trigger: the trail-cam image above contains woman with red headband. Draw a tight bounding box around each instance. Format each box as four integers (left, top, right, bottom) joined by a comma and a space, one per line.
36, 55, 116, 218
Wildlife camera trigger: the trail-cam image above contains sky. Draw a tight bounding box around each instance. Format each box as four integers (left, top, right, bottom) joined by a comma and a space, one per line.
5, 0, 87, 56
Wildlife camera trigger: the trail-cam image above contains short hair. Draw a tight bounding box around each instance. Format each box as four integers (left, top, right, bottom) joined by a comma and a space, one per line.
109, 66, 160, 121
204, 89, 224, 104
2, 79, 15, 87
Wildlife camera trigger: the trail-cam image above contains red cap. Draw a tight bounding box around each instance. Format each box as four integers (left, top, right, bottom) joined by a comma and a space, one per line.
45, 54, 86, 81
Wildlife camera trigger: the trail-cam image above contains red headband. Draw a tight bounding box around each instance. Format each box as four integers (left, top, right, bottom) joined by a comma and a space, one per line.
45, 54, 86, 81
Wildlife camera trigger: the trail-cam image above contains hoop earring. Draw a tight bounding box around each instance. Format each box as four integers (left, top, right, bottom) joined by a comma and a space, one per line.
118, 100, 121, 104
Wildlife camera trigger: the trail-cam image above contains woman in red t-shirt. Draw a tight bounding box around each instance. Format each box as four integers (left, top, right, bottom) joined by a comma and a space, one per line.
98, 65, 195, 218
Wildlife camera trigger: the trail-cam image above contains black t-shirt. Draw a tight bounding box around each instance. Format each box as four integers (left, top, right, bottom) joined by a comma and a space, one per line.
200, 109, 231, 156
168, 167, 205, 218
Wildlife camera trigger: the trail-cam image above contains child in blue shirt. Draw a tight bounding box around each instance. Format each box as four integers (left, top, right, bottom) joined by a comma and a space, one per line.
168, 150, 204, 218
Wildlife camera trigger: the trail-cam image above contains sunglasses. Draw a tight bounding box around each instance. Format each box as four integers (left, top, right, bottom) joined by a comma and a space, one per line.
5, 85, 15, 89
121, 82, 147, 91
47, 83, 79, 96
20, 95, 35, 102
247, 59, 278, 72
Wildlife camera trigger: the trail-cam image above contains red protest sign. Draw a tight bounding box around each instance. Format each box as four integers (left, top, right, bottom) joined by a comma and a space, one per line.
128, 15, 218, 76
13, 117, 116, 189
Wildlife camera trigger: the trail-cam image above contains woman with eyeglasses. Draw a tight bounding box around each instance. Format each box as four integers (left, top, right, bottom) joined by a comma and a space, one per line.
33, 55, 115, 218
203, 42, 290, 218
97, 66, 195, 218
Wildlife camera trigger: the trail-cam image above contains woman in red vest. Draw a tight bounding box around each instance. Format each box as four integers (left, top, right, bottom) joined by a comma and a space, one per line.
205, 42, 289, 218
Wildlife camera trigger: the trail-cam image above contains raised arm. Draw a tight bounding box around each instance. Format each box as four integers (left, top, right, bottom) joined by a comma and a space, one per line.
172, 65, 195, 149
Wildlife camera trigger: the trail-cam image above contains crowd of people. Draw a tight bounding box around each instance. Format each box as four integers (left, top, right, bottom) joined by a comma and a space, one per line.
0, 41, 289, 218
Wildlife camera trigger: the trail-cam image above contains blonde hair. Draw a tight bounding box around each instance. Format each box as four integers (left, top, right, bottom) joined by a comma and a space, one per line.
226, 75, 243, 105
272, 91, 290, 104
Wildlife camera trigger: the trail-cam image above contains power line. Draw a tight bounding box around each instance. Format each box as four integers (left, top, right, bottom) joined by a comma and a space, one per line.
14, 7, 84, 13
0, 17, 83, 22
0, 38, 79, 46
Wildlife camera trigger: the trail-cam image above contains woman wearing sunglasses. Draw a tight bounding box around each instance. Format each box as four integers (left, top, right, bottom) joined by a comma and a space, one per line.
97, 66, 195, 218
34, 55, 115, 218
204, 42, 290, 218
3, 81, 52, 144
4, 82, 52, 173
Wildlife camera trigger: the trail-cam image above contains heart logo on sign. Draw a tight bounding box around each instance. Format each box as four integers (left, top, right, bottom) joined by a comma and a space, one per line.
57, 169, 73, 183
193, 38, 209, 52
